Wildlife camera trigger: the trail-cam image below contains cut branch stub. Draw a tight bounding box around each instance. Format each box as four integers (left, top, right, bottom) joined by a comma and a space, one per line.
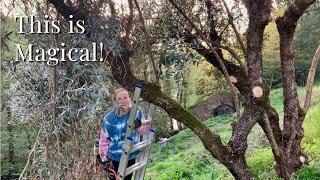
252, 86, 263, 98
229, 76, 238, 83
299, 155, 306, 163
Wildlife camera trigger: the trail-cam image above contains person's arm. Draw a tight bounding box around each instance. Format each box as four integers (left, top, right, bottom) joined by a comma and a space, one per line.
135, 107, 151, 134
99, 118, 110, 162
136, 123, 151, 134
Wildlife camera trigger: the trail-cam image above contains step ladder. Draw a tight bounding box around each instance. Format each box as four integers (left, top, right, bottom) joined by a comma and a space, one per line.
117, 84, 155, 180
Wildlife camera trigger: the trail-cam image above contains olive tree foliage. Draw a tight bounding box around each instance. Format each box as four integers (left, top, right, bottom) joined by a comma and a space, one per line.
1, 3, 117, 178
3, 0, 319, 179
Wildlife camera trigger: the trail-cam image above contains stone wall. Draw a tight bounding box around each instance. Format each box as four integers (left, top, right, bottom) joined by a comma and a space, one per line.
194, 92, 236, 120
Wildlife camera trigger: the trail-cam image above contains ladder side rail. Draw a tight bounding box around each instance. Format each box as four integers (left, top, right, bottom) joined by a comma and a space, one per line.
134, 128, 152, 179
118, 85, 142, 180
134, 132, 150, 179
134, 104, 156, 180
136, 130, 154, 180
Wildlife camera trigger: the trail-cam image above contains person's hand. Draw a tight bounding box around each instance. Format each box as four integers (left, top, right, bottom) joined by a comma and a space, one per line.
107, 169, 117, 179
134, 120, 141, 129
101, 158, 112, 170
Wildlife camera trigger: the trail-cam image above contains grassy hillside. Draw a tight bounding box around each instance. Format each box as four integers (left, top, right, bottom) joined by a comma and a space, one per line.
145, 84, 320, 179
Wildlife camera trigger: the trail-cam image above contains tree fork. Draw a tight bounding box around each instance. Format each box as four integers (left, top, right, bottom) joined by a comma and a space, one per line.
274, 0, 316, 178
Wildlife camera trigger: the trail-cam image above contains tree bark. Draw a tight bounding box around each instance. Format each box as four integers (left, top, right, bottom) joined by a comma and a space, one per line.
228, 107, 261, 155
224, 155, 254, 180
275, 0, 316, 178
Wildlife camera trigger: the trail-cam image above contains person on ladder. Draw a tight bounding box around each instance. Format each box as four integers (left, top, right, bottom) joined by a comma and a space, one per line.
99, 88, 150, 180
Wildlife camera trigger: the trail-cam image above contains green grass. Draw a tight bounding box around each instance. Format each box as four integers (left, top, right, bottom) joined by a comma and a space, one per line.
293, 103, 320, 179
145, 84, 320, 179
248, 148, 280, 180
269, 83, 320, 117
148, 114, 235, 167
146, 115, 235, 180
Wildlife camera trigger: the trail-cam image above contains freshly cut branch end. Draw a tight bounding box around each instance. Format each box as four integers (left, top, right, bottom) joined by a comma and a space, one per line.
191, 28, 196, 35
299, 155, 306, 163
252, 86, 263, 97
229, 76, 238, 83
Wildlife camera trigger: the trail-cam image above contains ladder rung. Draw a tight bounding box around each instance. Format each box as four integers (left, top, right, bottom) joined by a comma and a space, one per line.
130, 140, 152, 152
125, 161, 147, 176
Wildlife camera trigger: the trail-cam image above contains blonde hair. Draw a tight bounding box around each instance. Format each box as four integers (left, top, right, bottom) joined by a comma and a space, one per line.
113, 88, 129, 101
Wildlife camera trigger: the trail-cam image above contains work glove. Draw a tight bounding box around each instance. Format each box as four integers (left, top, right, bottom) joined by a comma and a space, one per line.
107, 169, 117, 180
101, 158, 112, 170
134, 119, 141, 129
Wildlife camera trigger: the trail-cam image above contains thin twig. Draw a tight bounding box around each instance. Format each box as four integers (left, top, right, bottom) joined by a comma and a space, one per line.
185, 32, 245, 69
19, 127, 42, 180
305, 7, 320, 13
107, 0, 116, 16
303, 45, 320, 112
221, 0, 247, 57
219, 44, 246, 73
263, 113, 281, 157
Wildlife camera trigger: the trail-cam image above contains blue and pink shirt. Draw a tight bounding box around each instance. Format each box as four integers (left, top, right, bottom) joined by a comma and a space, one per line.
99, 106, 150, 162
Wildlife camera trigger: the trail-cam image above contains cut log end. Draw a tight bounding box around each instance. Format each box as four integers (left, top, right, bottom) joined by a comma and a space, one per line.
252, 86, 263, 97
191, 28, 196, 35
229, 76, 238, 83
299, 155, 306, 163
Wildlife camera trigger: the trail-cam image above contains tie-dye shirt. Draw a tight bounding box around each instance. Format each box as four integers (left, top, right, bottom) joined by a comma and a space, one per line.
99, 106, 149, 162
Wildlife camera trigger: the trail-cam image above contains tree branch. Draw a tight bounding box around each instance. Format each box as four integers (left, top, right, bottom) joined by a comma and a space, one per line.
305, 6, 320, 13
228, 108, 260, 154
181, 18, 246, 73
124, 0, 134, 43
303, 45, 320, 112
276, 0, 316, 146
261, 113, 281, 157
277, 0, 316, 33
214, 42, 246, 72
221, 0, 247, 57
273, 0, 316, 178
19, 127, 42, 180
107, 0, 116, 16
265, 107, 283, 146
187, 39, 251, 97
133, 0, 160, 85
243, 0, 272, 86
